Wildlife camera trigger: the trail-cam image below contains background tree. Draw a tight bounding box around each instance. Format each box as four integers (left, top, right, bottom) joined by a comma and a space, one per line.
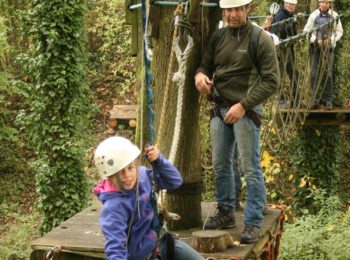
16, 0, 92, 233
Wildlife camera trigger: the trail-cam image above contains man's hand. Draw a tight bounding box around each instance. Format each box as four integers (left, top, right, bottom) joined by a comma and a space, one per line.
194, 72, 213, 96
144, 145, 160, 163
223, 103, 246, 124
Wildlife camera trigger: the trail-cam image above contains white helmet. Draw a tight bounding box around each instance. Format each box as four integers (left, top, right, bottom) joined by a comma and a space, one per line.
219, 0, 252, 8
284, 0, 297, 4
270, 2, 280, 15
94, 136, 140, 178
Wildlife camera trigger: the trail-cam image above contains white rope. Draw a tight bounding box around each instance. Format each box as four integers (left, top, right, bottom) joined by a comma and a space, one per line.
168, 34, 194, 163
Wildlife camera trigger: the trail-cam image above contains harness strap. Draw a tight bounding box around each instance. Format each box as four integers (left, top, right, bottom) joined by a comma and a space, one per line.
211, 99, 262, 128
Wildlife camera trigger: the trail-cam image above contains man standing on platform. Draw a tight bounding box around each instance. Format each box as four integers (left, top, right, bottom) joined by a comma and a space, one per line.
194, 0, 279, 244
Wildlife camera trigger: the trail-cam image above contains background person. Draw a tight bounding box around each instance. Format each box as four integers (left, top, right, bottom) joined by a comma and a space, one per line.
303, 0, 343, 110
271, 0, 300, 109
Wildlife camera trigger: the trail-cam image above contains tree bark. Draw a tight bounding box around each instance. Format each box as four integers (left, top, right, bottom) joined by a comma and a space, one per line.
192, 230, 234, 253
148, 1, 210, 229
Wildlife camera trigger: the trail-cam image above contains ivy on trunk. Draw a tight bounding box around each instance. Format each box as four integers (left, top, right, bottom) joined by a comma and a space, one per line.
17, 0, 91, 233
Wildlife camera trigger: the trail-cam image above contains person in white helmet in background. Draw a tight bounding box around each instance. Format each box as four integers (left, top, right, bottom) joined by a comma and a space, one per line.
303, 0, 343, 110
271, 0, 300, 109
195, 0, 279, 244
93, 136, 204, 260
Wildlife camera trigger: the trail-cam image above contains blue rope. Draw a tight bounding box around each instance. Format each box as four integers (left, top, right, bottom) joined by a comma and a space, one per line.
141, 0, 161, 236
141, 0, 156, 145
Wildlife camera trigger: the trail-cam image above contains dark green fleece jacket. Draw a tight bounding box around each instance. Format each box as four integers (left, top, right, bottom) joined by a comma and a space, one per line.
196, 20, 280, 110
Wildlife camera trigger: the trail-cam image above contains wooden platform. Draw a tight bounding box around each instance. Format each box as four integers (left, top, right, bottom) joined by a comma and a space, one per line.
279, 106, 350, 126
108, 104, 137, 130
31, 202, 284, 260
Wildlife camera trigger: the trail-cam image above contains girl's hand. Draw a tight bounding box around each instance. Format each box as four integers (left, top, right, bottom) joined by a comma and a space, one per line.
144, 145, 160, 162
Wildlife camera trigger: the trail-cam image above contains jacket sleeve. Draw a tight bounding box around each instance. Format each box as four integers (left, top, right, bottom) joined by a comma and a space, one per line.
332, 13, 343, 46
240, 30, 279, 110
303, 10, 317, 43
195, 31, 217, 78
151, 155, 183, 190
100, 201, 129, 260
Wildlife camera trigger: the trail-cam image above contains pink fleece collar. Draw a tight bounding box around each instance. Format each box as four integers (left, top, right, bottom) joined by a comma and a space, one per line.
93, 179, 120, 194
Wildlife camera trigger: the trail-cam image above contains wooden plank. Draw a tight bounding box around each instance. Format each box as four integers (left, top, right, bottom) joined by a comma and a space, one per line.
31, 202, 284, 259
278, 107, 350, 126
176, 202, 283, 259
109, 104, 136, 119
31, 204, 104, 253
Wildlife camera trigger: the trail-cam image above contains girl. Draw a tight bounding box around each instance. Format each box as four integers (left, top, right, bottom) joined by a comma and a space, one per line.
93, 136, 204, 260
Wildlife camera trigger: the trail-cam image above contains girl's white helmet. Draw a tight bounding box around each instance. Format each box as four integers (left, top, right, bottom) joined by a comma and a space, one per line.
284, 0, 297, 4
94, 136, 140, 178
219, 0, 252, 8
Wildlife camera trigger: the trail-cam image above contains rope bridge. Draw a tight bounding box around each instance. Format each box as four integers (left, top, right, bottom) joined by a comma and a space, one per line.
261, 14, 342, 153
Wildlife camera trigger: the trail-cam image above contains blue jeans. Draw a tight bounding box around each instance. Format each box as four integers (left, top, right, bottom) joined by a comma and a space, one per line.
233, 142, 242, 194
210, 106, 266, 227
159, 236, 204, 260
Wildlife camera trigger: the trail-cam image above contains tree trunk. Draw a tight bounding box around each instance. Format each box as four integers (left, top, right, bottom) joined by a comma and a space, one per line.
148, 2, 210, 229
192, 230, 234, 253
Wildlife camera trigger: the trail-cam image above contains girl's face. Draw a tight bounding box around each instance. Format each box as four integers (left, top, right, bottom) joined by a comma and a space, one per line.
117, 162, 138, 190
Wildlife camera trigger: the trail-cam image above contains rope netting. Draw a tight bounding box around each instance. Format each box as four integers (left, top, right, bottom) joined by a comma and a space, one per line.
260, 13, 342, 154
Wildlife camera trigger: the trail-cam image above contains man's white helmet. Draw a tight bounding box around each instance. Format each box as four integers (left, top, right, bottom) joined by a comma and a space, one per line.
219, 0, 252, 9
94, 136, 141, 178
284, 0, 297, 4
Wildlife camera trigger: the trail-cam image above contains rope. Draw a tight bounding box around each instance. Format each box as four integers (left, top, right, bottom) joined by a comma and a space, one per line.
155, 3, 183, 148
141, 0, 156, 145
168, 34, 194, 163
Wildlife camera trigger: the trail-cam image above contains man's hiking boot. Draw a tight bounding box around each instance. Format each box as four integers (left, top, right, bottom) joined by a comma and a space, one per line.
204, 205, 236, 230
326, 101, 333, 110
279, 101, 289, 109
240, 224, 261, 244
263, 204, 269, 215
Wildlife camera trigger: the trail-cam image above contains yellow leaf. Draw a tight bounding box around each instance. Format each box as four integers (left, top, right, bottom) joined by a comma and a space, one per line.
299, 178, 307, 188
261, 151, 272, 168
327, 224, 334, 231
312, 185, 317, 190
316, 129, 321, 136
272, 162, 280, 169
288, 174, 294, 181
